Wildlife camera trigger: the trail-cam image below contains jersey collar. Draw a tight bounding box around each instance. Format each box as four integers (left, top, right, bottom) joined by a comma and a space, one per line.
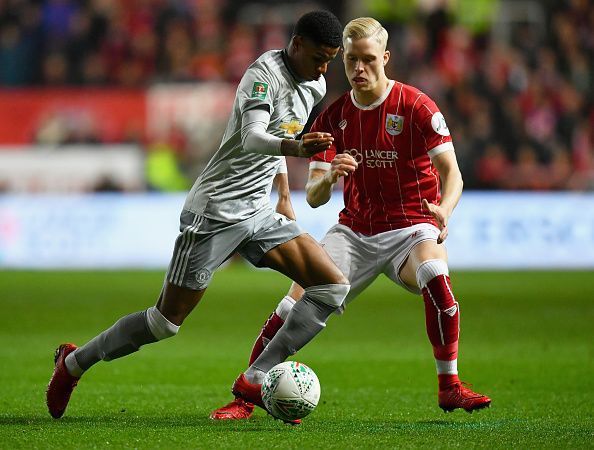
350, 80, 395, 110
281, 49, 307, 83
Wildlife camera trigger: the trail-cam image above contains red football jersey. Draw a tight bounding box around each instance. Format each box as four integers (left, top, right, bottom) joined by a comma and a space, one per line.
310, 80, 454, 235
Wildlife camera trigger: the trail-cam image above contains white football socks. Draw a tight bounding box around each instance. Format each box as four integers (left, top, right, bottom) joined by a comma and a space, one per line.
65, 352, 84, 377
435, 359, 458, 375
275, 295, 296, 320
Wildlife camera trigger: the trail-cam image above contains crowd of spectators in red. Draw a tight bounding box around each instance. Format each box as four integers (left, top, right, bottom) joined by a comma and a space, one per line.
0, 0, 592, 191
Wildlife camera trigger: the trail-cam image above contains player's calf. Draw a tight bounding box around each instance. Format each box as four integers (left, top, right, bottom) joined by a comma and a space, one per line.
416, 259, 459, 364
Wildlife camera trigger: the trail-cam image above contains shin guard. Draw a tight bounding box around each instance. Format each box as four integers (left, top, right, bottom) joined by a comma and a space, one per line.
417, 260, 459, 361
250, 283, 349, 374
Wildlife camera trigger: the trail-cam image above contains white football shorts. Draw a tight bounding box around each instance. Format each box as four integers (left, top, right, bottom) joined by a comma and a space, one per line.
166, 208, 305, 290
320, 222, 440, 313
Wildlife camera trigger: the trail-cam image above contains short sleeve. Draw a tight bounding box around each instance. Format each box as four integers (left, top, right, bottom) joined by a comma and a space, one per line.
309, 110, 336, 171
237, 67, 276, 115
414, 96, 454, 158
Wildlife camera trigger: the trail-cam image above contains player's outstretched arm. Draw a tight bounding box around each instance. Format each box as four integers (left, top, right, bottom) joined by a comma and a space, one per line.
423, 150, 463, 244
306, 153, 358, 208
240, 107, 333, 158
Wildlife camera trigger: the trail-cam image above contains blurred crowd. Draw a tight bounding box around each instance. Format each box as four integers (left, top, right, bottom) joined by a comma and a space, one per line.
374, 0, 594, 191
0, 0, 340, 85
0, 0, 593, 191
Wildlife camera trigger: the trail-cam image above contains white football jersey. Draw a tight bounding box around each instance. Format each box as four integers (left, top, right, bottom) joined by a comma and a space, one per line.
183, 49, 326, 222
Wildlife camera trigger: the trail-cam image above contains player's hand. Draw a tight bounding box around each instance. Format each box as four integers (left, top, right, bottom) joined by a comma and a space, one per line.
327, 153, 358, 184
422, 198, 449, 244
296, 132, 334, 158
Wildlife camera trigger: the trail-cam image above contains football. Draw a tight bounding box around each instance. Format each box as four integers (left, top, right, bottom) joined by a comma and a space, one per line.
261, 361, 321, 422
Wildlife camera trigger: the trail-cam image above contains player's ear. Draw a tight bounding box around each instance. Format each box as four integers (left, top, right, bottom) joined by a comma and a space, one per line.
292, 35, 303, 52
383, 50, 390, 66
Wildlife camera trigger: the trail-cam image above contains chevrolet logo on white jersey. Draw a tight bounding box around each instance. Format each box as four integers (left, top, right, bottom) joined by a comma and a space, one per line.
279, 119, 304, 137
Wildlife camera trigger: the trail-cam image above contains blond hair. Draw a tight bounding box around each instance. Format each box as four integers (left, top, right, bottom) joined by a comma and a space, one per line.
343, 17, 388, 50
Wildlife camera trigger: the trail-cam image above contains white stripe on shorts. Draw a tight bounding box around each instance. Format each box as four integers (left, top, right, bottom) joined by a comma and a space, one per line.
170, 214, 199, 285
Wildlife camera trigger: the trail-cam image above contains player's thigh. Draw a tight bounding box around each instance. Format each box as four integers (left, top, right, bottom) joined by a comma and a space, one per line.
278, 224, 380, 310
162, 211, 249, 322
260, 233, 347, 288
398, 239, 448, 289
320, 224, 380, 311
382, 224, 442, 293
241, 211, 347, 288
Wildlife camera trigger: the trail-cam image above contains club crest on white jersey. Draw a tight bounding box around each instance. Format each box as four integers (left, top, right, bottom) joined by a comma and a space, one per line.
385, 114, 404, 136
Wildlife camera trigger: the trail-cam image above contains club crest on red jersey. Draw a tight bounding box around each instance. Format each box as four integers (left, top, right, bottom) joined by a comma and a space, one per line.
385, 114, 404, 136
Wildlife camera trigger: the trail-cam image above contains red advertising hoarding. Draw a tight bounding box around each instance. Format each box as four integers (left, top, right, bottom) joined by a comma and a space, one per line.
0, 89, 146, 144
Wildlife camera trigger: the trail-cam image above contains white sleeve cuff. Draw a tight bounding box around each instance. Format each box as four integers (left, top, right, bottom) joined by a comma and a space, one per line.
428, 142, 454, 159
276, 157, 288, 174
309, 161, 331, 170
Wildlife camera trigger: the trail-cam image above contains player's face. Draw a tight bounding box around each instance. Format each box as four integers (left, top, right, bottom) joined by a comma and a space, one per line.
292, 36, 340, 81
343, 37, 389, 94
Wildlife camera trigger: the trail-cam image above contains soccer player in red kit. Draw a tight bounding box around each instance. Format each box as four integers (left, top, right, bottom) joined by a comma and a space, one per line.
212, 17, 491, 421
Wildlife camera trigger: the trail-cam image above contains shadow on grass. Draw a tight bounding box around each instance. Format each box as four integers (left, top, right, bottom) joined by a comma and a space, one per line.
0, 414, 285, 432
0, 414, 522, 433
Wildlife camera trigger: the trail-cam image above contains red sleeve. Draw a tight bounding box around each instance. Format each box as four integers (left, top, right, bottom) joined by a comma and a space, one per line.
309, 108, 337, 165
413, 96, 454, 157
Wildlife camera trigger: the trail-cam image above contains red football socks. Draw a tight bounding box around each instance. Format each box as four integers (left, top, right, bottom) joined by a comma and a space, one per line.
422, 275, 459, 362
248, 312, 285, 365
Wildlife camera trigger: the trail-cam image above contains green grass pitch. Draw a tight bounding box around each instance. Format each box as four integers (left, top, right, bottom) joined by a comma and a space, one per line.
0, 267, 593, 448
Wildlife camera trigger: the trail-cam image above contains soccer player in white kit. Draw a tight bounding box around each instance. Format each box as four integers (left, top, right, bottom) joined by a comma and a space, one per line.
213, 17, 491, 421
46, 11, 351, 422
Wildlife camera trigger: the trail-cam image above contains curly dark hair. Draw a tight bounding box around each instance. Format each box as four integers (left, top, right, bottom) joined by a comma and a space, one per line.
293, 10, 343, 48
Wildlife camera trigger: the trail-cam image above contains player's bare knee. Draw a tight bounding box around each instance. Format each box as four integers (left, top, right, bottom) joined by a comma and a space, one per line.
146, 306, 180, 340
287, 282, 305, 301
324, 269, 349, 286
335, 274, 349, 286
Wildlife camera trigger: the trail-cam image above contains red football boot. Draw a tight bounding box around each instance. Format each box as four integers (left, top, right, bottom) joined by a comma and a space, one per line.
438, 381, 491, 413
231, 373, 300, 425
210, 398, 254, 420
46, 343, 80, 419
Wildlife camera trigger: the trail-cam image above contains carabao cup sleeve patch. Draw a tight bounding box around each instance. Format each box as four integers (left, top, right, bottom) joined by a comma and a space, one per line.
251, 82, 269, 100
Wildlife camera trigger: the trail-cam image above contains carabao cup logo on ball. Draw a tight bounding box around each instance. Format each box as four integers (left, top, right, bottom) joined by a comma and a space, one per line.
261, 361, 321, 422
